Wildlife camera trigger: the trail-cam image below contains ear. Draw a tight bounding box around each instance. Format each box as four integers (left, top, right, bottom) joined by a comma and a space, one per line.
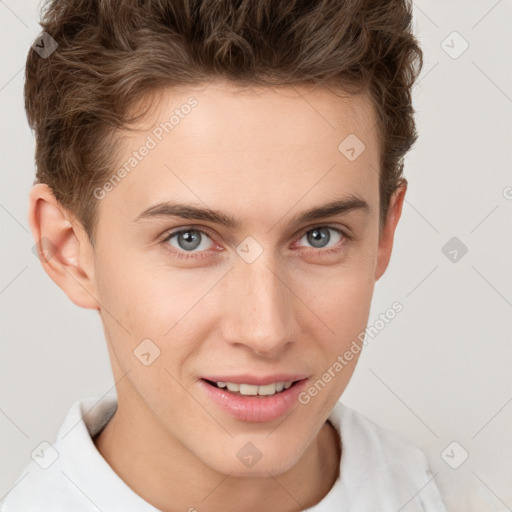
374, 179, 407, 281
28, 183, 99, 310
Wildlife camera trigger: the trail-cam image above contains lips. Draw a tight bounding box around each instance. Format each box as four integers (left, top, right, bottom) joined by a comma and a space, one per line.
199, 376, 309, 422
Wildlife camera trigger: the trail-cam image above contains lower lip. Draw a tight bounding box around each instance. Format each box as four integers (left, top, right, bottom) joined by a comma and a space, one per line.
198, 379, 309, 423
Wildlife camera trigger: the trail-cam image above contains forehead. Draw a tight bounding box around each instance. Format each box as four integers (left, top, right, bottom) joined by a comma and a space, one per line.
99, 81, 380, 227
144, 80, 377, 149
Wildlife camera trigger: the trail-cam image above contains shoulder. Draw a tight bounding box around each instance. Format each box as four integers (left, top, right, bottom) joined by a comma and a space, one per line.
0, 465, 84, 512
327, 401, 448, 511
336, 402, 431, 467
0, 395, 118, 512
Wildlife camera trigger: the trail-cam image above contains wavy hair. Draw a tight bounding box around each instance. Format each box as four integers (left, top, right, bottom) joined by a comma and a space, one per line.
24, 0, 423, 243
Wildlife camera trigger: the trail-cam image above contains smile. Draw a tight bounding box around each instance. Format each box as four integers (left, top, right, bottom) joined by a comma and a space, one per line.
199, 377, 309, 422
206, 380, 296, 396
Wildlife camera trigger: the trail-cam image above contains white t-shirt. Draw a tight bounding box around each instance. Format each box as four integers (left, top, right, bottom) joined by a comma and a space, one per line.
0, 395, 447, 511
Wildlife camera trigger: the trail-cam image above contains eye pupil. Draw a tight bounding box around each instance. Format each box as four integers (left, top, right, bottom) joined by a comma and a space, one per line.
178, 230, 201, 250
307, 227, 330, 248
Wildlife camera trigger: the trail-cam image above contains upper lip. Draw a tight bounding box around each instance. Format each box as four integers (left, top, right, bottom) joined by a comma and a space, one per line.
201, 374, 309, 386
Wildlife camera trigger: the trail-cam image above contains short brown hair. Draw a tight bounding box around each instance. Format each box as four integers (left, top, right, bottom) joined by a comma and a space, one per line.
25, 0, 423, 244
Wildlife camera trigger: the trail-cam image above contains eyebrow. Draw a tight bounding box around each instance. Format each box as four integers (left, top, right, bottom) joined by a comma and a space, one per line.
133, 194, 370, 229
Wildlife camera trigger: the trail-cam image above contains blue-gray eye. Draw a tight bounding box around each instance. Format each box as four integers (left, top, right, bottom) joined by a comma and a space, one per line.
166, 229, 214, 252
302, 227, 342, 249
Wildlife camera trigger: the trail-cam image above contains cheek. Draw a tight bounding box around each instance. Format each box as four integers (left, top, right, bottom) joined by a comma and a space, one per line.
303, 262, 375, 330
296, 258, 375, 388
297, 274, 373, 408
94, 257, 204, 405
96, 247, 193, 329
95, 254, 217, 370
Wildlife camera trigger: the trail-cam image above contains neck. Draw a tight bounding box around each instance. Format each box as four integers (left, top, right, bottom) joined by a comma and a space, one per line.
93, 404, 341, 512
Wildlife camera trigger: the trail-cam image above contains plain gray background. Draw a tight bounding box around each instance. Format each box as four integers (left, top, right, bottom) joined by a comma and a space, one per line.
1, 1, 511, 510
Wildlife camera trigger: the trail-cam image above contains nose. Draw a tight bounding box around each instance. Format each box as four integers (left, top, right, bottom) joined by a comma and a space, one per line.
220, 255, 298, 357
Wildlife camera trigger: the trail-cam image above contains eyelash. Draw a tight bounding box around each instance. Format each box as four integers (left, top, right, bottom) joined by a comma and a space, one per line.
159, 225, 353, 261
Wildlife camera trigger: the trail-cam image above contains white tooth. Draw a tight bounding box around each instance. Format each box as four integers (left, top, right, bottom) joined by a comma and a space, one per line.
258, 383, 277, 396
221, 381, 293, 395
239, 384, 259, 396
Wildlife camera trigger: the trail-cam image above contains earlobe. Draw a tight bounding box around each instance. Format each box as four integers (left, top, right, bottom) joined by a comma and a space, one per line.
28, 183, 100, 310
374, 179, 407, 282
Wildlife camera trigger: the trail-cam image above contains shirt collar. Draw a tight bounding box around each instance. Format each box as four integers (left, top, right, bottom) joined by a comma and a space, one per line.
56, 394, 161, 511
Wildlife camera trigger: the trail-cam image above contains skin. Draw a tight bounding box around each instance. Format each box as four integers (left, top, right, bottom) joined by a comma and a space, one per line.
28, 80, 406, 512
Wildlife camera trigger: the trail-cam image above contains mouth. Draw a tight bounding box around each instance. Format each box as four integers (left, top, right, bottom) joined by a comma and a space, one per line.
202, 378, 303, 397
198, 376, 310, 422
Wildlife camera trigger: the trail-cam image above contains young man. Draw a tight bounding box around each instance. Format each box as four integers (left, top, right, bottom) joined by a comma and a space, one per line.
1, 0, 447, 510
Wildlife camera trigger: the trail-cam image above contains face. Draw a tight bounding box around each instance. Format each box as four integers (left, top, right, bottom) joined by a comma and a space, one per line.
37, 80, 404, 478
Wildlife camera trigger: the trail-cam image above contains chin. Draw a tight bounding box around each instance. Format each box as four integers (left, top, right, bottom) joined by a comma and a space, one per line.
202, 444, 302, 478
